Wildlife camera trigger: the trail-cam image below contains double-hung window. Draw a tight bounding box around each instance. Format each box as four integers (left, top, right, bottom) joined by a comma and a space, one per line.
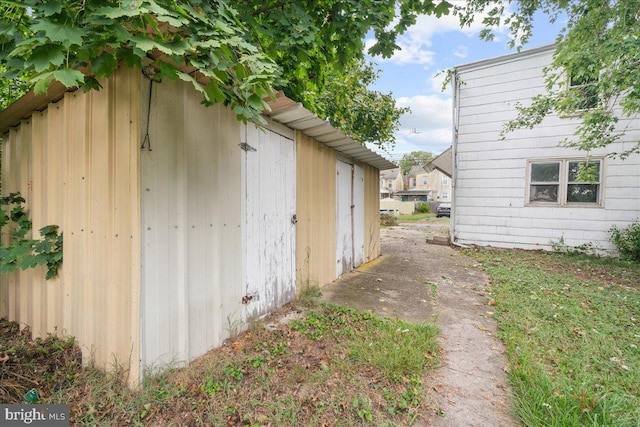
568, 74, 599, 111
527, 158, 602, 206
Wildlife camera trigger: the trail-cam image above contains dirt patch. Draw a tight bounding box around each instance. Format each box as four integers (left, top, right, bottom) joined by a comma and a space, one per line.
320, 220, 518, 426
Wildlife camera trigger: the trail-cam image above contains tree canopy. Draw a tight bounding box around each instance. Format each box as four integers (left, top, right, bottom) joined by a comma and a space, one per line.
314, 60, 410, 149
0, 0, 451, 149
399, 151, 435, 175
458, 0, 640, 159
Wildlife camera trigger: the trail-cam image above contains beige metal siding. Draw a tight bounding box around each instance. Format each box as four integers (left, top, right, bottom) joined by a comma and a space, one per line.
363, 164, 381, 262
295, 133, 337, 288
0, 66, 142, 382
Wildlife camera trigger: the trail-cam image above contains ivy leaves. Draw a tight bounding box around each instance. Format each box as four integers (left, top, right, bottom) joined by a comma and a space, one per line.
1, 0, 454, 141
1, 0, 278, 123
0, 193, 63, 280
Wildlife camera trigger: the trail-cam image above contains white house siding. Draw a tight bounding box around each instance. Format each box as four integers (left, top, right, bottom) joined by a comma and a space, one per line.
140, 78, 244, 370
453, 45, 640, 252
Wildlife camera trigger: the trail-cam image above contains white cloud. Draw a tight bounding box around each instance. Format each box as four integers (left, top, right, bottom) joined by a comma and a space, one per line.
389, 94, 453, 155
453, 45, 468, 58
368, 3, 512, 65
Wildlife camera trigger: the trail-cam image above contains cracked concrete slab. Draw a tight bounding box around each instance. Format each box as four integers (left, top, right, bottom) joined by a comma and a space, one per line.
319, 220, 518, 426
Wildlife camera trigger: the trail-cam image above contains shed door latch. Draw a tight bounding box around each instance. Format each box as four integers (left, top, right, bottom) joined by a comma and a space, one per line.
240, 143, 257, 152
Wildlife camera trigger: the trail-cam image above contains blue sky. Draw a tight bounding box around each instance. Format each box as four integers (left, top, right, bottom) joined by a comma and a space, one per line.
364, 7, 565, 160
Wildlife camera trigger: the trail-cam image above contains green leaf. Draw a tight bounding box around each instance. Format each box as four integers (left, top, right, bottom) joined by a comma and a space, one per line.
52, 69, 85, 88
92, 51, 118, 78
27, 44, 66, 72
94, 3, 142, 19
30, 21, 84, 48
40, 2, 63, 16
247, 94, 265, 111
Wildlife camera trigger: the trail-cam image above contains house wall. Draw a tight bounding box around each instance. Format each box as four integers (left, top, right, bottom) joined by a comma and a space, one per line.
139, 77, 244, 371
453, 45, 640, 251
427, 170, 452, 202
295, 133, 337, 288
0, 67, 142, 381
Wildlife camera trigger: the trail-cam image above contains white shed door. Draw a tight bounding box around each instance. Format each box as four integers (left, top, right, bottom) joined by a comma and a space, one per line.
336, 160, 364, 278
244, 124, 296, 319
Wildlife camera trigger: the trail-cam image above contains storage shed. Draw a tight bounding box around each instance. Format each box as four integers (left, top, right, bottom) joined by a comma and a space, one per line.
0, 65, 395, 383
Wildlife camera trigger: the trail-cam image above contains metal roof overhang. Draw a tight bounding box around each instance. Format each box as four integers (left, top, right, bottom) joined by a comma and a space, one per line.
265, 93, 397, 170
0, 75, 397, 170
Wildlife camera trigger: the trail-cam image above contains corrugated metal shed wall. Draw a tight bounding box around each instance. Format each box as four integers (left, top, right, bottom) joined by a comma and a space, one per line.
295, 133, 337, 288
0, 66, 142, 381
140, 77, 244, 370
362, 163, 381, 262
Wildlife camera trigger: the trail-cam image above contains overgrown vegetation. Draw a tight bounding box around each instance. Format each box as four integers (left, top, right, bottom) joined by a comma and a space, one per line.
609, 220, 640, 262
379, 213, 398, 227
0, 192, 63, 279
0, 317, 81, 403
469, 249, 640, 426
11, 304, 439, 426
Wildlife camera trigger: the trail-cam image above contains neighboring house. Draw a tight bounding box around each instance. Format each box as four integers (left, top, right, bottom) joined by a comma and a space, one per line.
394, 190, 430, 202
380, 167, 403, 197
0, 66, 395, 383
405, 164, 428, 191
451, 44, 640, 252
424, 147, 453, 202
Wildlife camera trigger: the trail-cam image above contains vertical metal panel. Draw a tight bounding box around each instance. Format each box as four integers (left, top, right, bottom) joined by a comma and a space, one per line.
0, 66, 142, 382
336, 160, 354, 277
362, 164, 381, 262
243, 123, 296, 319
140, 78, 244, 371
295, 133, 337, 288
353, 164, 365, 267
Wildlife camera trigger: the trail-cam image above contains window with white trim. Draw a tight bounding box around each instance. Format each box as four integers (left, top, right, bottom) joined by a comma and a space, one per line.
568, 74, 599, 111
527, 158, 602, 206
423, 177, 428, 185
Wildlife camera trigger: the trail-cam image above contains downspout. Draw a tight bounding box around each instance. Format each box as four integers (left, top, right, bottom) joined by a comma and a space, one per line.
450, 69, 460, 246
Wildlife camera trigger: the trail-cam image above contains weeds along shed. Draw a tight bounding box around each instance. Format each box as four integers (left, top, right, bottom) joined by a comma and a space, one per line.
0, 65, 395, 383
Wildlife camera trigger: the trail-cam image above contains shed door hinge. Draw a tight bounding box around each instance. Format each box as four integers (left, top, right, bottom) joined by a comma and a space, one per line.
240, 143, 257, 152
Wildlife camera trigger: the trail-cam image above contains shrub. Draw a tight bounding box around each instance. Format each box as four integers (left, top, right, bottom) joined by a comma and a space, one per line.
609, 220, 640, 261
415, 202, 430, 213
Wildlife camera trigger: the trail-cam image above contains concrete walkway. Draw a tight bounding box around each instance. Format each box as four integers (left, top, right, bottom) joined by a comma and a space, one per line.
319, 221, 518, 426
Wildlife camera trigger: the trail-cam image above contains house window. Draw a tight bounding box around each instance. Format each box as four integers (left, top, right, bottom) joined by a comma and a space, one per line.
423, 177, 428, 185
442, 192, 448, 200
527, 158, 602, 206
568, 74, 599, 110
442, 176, 448, 185
412, 178, 416, 187
567, 160, 601, 203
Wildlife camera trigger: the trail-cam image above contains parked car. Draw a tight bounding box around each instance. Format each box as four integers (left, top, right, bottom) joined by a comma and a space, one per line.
436, 203, 451, 218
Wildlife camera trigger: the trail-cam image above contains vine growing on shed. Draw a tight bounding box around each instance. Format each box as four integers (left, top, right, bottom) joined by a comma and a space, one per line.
0, 193, 63, 280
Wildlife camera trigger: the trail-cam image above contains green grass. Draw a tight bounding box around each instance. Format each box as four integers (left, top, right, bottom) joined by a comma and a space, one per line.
397, 212, 436, 222
468, 250, 640, 427
43, 304, 439, 426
